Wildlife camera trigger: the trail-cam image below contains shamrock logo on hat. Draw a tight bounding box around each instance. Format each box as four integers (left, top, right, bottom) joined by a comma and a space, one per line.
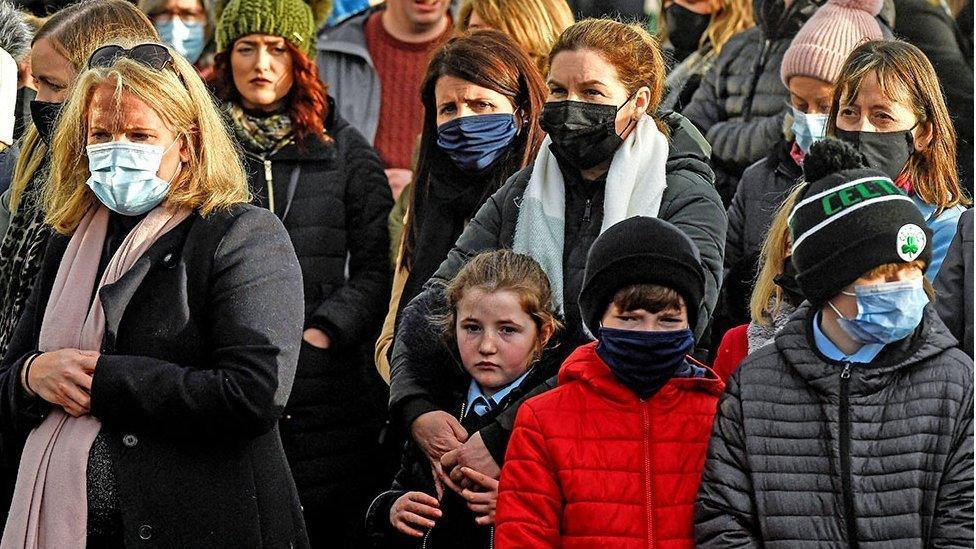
896, 224, 926, 262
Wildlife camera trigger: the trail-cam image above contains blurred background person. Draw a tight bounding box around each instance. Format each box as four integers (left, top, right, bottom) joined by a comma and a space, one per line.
0, 0, 31, 190
214, 0, 395, 546
455, 0, 574, 76
138, 0, 216, 80
316, 0, 453, 199
657, 0, 754, 113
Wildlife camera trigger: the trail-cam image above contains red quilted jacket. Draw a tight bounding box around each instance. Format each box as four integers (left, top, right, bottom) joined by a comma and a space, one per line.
495, 342, 724, 549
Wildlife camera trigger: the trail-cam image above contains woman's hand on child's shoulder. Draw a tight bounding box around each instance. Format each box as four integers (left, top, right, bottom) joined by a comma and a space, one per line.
459, 466, 499, 526
390, 491, 442, 537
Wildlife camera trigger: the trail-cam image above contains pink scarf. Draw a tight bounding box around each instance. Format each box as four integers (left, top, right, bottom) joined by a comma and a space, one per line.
2, 204, 190, 549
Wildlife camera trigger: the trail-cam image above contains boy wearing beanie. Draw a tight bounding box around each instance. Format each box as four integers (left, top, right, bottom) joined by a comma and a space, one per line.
696, 139, 974, 546
495, 216, 725, 548
720, 0, 885, 343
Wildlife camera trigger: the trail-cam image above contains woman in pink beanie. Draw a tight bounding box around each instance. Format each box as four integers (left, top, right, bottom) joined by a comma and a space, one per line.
718, 0, 884, 365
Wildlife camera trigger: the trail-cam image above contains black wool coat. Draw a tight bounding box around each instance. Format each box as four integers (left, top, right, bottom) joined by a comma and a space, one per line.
696, 303, 974, 547
238, 108, 394, 511
0, 205, 309, 548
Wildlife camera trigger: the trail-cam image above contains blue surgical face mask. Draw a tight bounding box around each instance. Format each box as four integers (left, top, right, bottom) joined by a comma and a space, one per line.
791, 107, 828, 153
828, 277, 928, 344
436, 113, 518, 173
86, 138, 181, 216
155, 17, 206, 64
596, 327, 695, 400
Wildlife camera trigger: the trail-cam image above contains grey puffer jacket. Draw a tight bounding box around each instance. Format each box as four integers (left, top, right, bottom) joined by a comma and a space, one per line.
681, 0, 823, 205
696, 303, 974, 547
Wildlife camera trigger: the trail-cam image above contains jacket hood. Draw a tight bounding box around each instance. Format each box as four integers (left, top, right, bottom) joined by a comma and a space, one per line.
315, 5, 378, 62
663, 111, 715, 184
773, 302, 961, 396
557, 342, 724, 404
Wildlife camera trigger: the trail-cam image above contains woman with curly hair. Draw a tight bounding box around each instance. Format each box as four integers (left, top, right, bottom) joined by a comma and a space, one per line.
213, 0, 394, 546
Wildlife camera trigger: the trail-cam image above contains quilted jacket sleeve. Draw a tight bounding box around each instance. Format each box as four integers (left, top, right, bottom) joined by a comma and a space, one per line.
308, 127, 394, 350
495, 402, 562, 548
389, 181, 509, 429
695, 370, 762, 547
930, 369, 974, 547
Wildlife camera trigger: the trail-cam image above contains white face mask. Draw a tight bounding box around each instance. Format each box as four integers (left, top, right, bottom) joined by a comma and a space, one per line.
85, 137, 181, 216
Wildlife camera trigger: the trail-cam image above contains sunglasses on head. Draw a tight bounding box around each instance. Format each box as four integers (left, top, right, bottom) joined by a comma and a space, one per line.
88, 43, 173, 71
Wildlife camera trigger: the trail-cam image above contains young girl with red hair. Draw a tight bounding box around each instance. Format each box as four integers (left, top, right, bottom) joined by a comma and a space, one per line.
212, 0, 395, 547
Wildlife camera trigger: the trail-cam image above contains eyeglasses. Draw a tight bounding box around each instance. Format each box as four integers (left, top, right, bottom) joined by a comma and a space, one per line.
88, 43, 173, 71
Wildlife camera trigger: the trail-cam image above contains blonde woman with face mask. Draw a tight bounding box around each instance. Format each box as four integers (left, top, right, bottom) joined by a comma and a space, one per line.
0, 42, 308, 548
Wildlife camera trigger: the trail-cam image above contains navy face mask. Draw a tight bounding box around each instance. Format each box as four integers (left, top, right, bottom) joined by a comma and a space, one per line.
596, 327, 695, 400
436, 113, 518, 173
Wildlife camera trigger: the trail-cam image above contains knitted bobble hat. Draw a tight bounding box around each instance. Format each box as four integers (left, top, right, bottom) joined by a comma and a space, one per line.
780, 0, 884, 85
216, 0, 331, 55
578, 217, 705, 338
789, 139, 932, 305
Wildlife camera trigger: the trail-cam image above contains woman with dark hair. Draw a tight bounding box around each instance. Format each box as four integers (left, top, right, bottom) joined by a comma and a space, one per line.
374, 29, 547, 382
213, 0, 394, 546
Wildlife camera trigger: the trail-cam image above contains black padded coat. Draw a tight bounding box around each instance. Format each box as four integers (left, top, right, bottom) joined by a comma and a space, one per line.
696, 303, 974, 547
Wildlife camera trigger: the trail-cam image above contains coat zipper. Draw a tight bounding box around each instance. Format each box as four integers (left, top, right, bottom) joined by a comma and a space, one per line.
264, 159, 276, 215
420, 401, 469, 548
641, 402, 655, 548
839, 362, 859, 549
583, 198, 592, 223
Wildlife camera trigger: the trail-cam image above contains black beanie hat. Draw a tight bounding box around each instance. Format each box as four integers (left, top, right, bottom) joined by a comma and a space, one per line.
578, 217, 705, 337
790, 139, 931, 305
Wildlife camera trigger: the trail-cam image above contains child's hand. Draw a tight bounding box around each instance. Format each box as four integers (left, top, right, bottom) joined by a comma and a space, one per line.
389, 491, 442, 537
459, 466, 499, 526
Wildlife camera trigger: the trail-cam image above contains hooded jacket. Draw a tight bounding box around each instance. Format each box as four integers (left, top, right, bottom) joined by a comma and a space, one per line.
388, 112, 726, 464
696, 303, 974, 547
495, 342, 725, 548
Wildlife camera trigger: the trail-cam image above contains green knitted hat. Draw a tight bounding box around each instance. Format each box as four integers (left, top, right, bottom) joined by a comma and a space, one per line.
216, 0, 331, 55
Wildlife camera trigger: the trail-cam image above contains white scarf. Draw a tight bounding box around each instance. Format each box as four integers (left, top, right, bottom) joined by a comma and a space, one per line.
512, 115, 670, 312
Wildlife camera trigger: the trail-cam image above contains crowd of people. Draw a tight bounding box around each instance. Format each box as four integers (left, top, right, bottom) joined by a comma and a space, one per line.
0, 0, 971, 547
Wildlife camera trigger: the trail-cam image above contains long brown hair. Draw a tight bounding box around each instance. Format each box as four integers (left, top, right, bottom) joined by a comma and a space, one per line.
549, 19, 668, 133
211, 40, 330, 143
827, 40, 969, 212
400, 29, 547, 270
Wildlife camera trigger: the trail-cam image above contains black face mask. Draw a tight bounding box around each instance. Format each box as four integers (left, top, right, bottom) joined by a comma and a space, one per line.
540, 99, 634, 171
834, 127, 915, 181
773, 254, 805, 307
14, 87, 36, 141
30, 100, 63, 146
665, 4, 710, 61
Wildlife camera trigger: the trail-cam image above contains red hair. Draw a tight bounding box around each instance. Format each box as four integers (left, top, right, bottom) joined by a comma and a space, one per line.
211, 40, 330, 144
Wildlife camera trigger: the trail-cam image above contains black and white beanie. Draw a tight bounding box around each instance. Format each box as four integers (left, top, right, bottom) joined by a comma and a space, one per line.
789, 139, 931, 305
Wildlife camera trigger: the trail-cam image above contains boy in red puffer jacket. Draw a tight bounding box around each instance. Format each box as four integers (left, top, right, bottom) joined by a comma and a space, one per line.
495, 216, 725, 549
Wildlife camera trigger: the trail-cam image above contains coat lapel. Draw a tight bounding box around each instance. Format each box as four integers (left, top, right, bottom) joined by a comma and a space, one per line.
97, 217, 194, 350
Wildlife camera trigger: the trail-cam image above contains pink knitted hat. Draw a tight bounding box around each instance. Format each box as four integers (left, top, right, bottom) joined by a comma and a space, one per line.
780, 0, 885, 85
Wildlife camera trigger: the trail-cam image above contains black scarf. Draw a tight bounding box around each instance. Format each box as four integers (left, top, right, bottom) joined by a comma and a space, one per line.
396, 155, 497, 324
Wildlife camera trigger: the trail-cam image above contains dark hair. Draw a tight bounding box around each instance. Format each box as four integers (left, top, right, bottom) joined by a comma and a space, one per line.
610, 284, 685, 315
400, 29, 547, 269
211, 39, 330, 144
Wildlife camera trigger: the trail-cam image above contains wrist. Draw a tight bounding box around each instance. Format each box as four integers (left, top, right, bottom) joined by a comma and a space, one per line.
20, 352, 44, 397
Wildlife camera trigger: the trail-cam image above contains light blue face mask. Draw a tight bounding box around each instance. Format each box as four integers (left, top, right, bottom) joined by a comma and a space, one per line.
155, 17, 206, 63
828, 277, 928, 344
86, 138, 181, 216
791, 107, 828, 153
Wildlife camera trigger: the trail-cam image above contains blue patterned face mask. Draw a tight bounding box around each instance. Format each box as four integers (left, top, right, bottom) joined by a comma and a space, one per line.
155, 17, 206, 64
436, 113, 518, 173
791, 107, 828, 153
86, 138, 181, 216
828, 277, 928, 344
